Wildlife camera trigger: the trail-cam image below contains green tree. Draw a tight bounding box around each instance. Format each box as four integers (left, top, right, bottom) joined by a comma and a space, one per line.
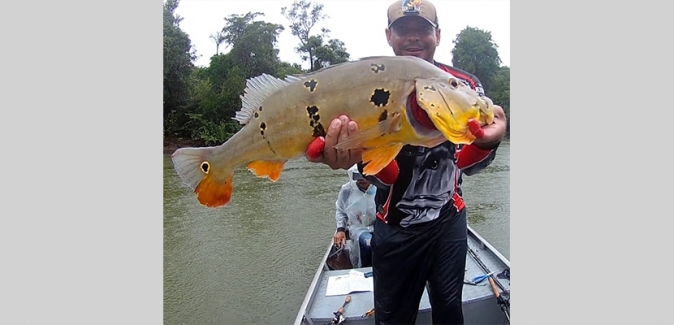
209, 31, 226, 55
451, 26, 501, 93
171, 10, 316, 145
222, 12, 285, 78
275, 61, 304, 78
179, 12, 291, 145
489, 66, 510, 135
164, 0, 196, 136
181, 55, 247, 145
281, 0, 328, 71
314, 38, 350, 69
281, 0, 350, 71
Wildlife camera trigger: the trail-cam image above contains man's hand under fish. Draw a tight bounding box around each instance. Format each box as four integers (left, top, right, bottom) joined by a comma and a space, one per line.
306, 105, 507, 170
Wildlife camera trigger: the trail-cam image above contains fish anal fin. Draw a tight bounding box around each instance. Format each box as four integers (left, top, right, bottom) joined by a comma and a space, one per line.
361, 143, 404, 175
194, 173, 234, 208
247, 160, 286, 181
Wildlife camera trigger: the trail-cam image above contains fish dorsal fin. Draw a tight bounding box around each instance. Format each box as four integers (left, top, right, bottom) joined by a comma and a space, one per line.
234, 74, 300, 125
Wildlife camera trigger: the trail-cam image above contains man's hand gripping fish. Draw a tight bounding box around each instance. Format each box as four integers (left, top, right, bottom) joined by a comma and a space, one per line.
172, 55, 495, 208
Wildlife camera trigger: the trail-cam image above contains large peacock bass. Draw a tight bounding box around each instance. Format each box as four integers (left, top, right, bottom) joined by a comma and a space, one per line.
172, 55, 495, 208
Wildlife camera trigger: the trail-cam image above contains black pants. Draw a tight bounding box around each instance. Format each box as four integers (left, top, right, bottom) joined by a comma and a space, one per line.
371, 209, 467, 325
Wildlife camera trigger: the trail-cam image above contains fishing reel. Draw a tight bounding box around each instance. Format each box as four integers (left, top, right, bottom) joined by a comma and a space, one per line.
325, 295, 351, 325
326, 313, 346, 325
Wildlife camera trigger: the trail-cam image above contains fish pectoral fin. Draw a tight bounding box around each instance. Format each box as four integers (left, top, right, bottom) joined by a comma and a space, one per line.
247, 160, 286, 182
361, 143, 404, 175
333, 113, 403, 151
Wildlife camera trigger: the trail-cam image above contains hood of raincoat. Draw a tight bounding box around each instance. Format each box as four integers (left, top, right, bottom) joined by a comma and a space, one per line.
347, 165, 375, 195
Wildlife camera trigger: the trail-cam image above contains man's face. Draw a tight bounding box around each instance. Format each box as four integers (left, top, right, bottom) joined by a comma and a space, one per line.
356, 179, 370, 191
386, 16, 441, 63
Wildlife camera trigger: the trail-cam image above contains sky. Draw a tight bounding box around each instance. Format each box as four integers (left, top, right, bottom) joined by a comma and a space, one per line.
174, 0, 510, 70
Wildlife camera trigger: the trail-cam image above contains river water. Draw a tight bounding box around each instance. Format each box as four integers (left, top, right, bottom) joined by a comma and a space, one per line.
163, 141, 509, 324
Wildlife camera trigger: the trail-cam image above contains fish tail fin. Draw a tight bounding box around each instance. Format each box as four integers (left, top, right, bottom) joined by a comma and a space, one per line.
171, 147, 234, 208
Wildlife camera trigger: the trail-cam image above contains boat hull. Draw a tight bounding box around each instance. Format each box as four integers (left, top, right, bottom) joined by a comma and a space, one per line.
294, 225, 510, 325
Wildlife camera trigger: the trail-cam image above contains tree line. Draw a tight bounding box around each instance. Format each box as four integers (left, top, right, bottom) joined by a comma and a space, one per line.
163, 0, 510, 147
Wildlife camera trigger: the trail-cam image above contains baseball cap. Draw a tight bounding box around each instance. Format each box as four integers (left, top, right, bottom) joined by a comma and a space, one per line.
387, 0, 439, 28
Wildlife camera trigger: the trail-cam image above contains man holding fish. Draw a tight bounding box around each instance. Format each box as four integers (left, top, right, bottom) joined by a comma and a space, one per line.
171, 0, 506, 323
306, 1, 507, 324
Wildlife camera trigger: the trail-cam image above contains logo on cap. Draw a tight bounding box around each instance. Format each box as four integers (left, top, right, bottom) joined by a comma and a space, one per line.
402, 0, 423, 14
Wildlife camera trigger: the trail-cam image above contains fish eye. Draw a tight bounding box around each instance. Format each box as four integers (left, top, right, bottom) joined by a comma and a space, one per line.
449, 79, 459, 88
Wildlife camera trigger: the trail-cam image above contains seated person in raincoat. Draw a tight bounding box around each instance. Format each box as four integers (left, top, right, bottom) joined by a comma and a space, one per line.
333, 165, 377, 268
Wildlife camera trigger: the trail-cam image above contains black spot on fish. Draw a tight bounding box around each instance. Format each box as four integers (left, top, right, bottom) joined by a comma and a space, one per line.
378, 110, 388, 122
306, 105, 319, 117
370, 88, 390, 107
303, 103, 323, 134
259, 106, 263, 111
370, 63, 385, 73
304, 79, 318, 92
313, 122, 326, 138
254, 112, 259, 118
200, 162, 210, 173
423, 85, 437, 91
260, 122, 266, 137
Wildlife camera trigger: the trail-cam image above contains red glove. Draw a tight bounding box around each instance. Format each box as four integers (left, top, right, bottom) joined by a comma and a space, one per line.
456, 119, 492, 169
306, 136, 325, 160
467, 119, 485, 139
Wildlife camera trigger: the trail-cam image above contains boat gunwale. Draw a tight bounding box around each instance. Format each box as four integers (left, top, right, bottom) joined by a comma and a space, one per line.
467, 225, 510, 269
293, 241, 333, 325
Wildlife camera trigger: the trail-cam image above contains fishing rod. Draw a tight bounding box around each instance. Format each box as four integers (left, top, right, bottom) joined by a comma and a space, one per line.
488, 277, 510, 323
467, 245, 508, 293
467, 245, 510, 322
